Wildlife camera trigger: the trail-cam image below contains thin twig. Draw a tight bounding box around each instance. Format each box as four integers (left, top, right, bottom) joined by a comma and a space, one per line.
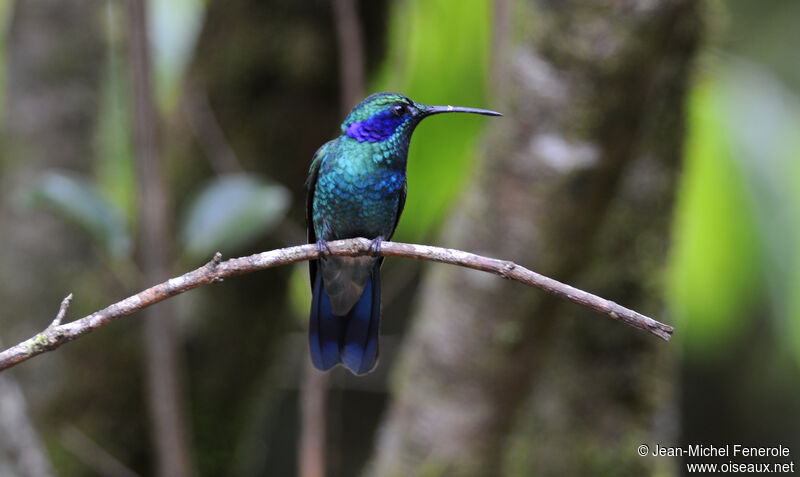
49, 293, 73, 329
0, 238, 674, 373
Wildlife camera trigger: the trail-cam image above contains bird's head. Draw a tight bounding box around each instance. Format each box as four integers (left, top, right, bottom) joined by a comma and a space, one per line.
341, 92, 501, 144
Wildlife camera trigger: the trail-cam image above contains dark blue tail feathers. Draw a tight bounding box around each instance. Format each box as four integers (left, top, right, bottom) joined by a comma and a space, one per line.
341, 272, 381, 374
309, 266, 381, 375
309, 270, 342, 371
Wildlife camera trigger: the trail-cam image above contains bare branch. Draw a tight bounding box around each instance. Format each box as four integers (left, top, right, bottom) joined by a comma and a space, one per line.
0, 238, 674, 372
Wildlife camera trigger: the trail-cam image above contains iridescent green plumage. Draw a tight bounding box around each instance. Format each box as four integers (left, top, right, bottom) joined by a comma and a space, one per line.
306, 92, 501, 375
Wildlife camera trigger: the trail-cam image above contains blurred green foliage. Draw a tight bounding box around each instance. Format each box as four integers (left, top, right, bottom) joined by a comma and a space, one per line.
27, 171, 132, 259
288, 262, 311, 325
669, 58, 800, 362
374, 0, 493, 241
96, 1, 136, 221
668, 70, 762, 355
0, 2, 9, 116
180, 174, 289, 260
149, 0, 205, 110
27, 0, 288, 268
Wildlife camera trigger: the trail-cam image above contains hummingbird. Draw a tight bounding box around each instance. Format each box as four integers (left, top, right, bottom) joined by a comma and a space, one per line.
306, 92, 501, 375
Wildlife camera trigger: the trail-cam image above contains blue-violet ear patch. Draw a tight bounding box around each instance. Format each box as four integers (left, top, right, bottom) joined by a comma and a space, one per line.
345, 111, 406, 143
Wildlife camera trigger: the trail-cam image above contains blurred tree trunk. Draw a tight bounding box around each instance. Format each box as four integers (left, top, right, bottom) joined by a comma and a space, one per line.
128, 0, 195, 476
1, 0, 103, 336
0, 1, 103, 468
0, 0, 104, 472
0, 341, 55, 477
365, 1, 702, 476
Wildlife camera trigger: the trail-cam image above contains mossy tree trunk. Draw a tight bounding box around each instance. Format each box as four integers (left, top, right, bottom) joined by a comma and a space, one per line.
365, 1, 702, 476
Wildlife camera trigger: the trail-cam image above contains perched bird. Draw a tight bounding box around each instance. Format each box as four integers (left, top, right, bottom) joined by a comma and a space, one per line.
306, 92, 501, 375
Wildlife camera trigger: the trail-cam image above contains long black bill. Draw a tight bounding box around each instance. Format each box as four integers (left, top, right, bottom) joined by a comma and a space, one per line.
423, 104, 503, 117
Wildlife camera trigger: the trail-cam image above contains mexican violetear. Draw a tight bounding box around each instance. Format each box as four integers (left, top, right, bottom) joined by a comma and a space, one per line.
306, 92, 501, 375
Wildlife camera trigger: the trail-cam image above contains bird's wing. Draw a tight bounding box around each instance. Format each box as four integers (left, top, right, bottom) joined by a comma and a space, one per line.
388, 180, 407, 241
375, 180, 406, 270
306, 139, 337, 286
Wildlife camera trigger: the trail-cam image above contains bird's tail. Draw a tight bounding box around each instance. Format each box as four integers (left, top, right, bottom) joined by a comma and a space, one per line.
309, 265, 381, 375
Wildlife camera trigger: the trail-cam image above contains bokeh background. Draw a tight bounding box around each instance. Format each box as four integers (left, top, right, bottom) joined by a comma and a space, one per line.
0, 0, 798, 476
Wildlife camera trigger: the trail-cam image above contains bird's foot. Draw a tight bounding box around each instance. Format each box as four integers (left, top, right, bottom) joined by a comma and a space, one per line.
316, 239, 333, 260
369, 236, 384, 257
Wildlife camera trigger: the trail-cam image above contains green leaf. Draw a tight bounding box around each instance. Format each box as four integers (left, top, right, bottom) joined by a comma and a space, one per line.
669, 59, 800, 363
27, 171, 132, 259
288, 263, 312, 327
790, 168, 800, 366
149, 0, 206, 110
668, 71, 762, 357
720, 63, 800, 365
0, 0, 12, 116
374, 0, 493, 241
96, 5, 136, 223
180, 174, 290, 259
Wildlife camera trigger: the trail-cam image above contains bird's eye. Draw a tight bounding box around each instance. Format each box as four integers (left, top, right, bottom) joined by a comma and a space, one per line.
390, 104, 408, 117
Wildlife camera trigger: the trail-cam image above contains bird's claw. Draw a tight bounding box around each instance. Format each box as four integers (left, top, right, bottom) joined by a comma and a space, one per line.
369, 236, 384, 257
317, 240, 333, 261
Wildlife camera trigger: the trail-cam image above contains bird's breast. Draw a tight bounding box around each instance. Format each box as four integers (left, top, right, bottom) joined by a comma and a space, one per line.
313, 164, 405, 241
